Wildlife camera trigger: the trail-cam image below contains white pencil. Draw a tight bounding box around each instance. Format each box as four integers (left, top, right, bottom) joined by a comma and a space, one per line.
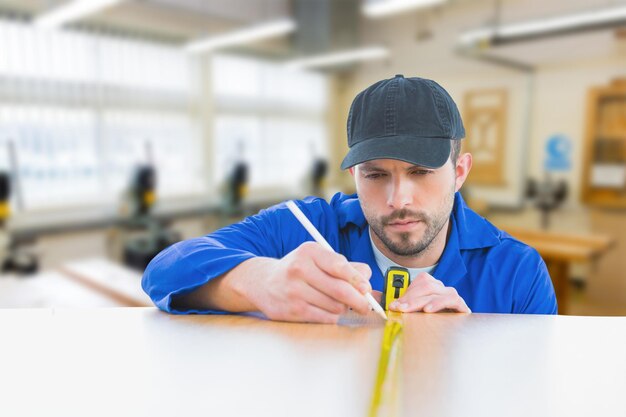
286, 200, 388, 320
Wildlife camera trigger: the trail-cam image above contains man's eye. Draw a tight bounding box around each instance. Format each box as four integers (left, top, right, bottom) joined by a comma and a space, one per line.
365, 173, 385, 179
412, 170, 433, 175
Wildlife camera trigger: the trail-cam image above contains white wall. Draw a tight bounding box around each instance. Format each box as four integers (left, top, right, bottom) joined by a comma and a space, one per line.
529, 57, 626, 208
336, 0, 626, 209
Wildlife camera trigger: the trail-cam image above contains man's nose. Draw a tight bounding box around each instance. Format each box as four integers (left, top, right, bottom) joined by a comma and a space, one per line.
387, 178, 413, 209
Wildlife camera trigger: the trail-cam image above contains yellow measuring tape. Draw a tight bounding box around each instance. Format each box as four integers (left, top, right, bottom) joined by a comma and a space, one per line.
369, 267, 413, 416
382, 267, 410, 311
368, 315, 403, 417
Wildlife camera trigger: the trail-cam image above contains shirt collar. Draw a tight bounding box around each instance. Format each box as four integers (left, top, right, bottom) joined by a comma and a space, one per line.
368, 227, 437, 278
333, 191, 500, 250
451, 192, 500, 250
334, 191, 501, 287
332, 193, 367, 229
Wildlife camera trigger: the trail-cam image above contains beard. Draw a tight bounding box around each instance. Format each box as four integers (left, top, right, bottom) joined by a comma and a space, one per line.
367, 190, 455, 257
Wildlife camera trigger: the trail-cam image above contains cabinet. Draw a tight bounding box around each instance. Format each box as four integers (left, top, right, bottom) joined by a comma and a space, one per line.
581, 79, 626, 208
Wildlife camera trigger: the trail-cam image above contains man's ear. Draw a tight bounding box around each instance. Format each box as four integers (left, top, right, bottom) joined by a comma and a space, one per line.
349, 167, 355, 177
454, 153, 472, 192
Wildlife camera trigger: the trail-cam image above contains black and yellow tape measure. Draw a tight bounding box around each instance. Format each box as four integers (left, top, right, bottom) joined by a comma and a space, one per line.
381, 267, 410, 311
368, 318, 403, 417
369, 266, 410, 416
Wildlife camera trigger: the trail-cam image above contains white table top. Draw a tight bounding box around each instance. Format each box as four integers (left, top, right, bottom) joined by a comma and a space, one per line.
0, 308, 625, 417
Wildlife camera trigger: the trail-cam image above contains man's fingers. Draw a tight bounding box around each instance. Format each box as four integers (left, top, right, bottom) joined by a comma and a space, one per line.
350, 262, 373, 293
390, 294, 470, 313
422, 295, 471, 313
300, 304, 341, 324
389, 294, 436, 312
301, 283, 348, 315
404, 273, 445, 299
287, 243, 372, 316
304, 244, 371, 293
303, 265, 371, 315
389, 272, 450, 311
389, 284, 470, 313
350, 262, 372, 278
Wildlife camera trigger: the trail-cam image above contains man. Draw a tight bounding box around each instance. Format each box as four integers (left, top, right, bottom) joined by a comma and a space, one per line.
142, 75, 557, 322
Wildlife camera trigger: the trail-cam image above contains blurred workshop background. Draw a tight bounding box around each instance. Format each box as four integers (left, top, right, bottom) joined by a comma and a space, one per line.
0, 0, 623, 315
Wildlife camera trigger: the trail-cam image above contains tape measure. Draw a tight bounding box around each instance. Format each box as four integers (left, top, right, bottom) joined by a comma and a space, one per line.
381, 267, 410, 311
369, 268, 410, 417
368, 317, 403, 417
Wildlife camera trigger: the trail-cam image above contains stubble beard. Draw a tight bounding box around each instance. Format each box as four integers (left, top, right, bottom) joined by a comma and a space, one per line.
368, 190, 455, 258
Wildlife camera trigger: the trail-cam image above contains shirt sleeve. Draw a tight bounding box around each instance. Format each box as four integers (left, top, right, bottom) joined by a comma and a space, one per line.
512, 247, 558, 315
141, 198, 337, 314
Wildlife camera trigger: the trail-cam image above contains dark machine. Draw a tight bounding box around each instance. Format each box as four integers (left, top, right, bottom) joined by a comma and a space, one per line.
525, 176, 568, 229
308, 158, 328, 197
0, 171, 38, 274
115, 165, 179, 271
126, 165, 156, 218
221, 161, 248, 217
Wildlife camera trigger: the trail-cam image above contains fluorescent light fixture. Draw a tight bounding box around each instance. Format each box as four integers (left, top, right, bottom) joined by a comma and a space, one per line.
459, 5, 626, 47
34, 0, 124, 29
185, 19, 296, 53
363, 0, 446, 18
284, 47, 389, 70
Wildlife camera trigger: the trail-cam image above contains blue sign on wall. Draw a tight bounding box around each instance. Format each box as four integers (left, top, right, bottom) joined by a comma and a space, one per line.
544, 134, 572, 172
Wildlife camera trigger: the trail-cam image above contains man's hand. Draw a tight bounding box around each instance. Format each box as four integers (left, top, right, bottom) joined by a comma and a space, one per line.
235, 242, 373, 323
388, 272, 470, 313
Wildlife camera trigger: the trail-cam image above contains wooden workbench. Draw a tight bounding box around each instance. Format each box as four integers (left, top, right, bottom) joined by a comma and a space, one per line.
1, 308, 625, 417
58, 257, 152, 307
0, 258, 151, 309
501, 226, 614, 314
0, 271, 121, 308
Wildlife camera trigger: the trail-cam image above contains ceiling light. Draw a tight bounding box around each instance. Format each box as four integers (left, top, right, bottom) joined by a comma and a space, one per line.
363, 0, 446, 19
459, 5, 626, 47
185, 19, 296, 54
34, 0, 124, 29
284, 47, 389, 70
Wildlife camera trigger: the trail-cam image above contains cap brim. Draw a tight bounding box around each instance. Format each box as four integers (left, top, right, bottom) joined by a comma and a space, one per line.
340, 135, 452, 170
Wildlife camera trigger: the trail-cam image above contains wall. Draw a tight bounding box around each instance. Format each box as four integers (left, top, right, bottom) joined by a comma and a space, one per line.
529, 57, 626, 208
331, 0, 626, 211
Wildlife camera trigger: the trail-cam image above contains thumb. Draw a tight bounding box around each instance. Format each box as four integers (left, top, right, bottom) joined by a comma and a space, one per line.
349, 262, 372, 293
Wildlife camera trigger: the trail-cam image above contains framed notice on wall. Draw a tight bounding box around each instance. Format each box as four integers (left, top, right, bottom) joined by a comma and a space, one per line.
463, 89, 508, 186
581, 79, 626, 208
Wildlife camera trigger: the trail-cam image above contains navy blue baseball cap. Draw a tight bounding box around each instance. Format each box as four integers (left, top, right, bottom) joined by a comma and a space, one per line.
341, 75, 465, 170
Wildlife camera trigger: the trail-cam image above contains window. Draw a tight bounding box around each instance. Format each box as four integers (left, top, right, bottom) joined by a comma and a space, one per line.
212, 54, 329, 191
0, 106, 100, 209
0, 19, 203, 212
101, 111, 204, 198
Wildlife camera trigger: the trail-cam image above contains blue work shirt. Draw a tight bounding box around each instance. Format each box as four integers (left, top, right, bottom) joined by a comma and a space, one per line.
142, 192, 557, 315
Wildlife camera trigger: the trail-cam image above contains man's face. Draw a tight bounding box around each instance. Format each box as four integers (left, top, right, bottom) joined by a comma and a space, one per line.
353, 158, 458, 258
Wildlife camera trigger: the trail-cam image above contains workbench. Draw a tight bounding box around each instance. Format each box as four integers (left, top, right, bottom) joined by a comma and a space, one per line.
1, 308, 625, 417
501, 226, 614, 314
